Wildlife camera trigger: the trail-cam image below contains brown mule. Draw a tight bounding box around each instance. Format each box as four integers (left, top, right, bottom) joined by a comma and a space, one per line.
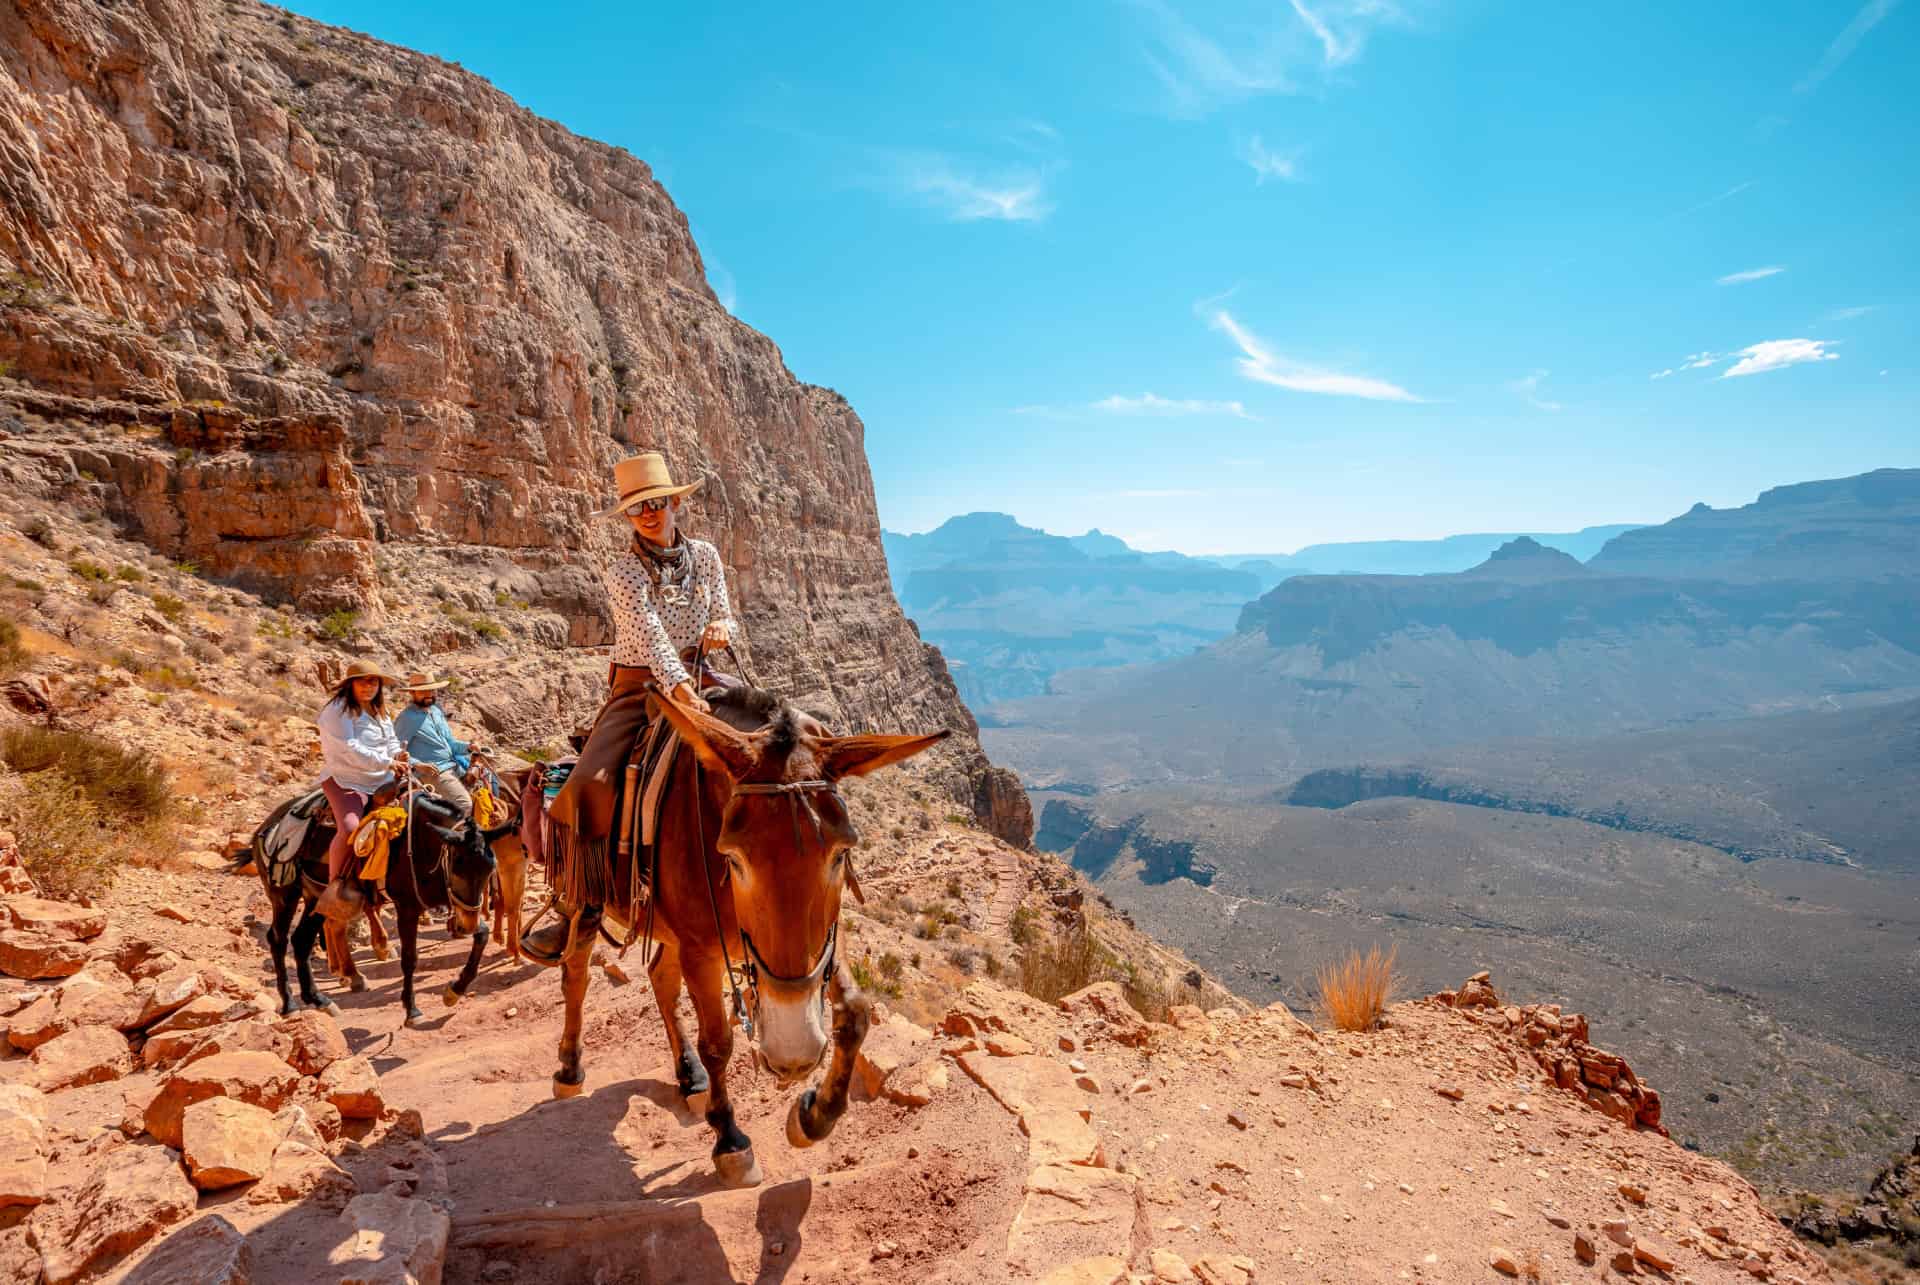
546, 686, 948, 1189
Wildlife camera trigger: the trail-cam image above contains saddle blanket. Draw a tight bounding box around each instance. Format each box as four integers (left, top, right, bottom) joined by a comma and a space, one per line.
259, 788, 329, 888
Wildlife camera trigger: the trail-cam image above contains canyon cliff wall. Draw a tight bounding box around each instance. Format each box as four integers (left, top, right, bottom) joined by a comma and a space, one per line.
0, 0, 1029, 841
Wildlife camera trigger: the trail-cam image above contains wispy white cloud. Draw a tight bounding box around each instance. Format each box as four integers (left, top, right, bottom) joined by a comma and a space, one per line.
1717, 265, 1785, 286
1210, 309, 1423, 402
1795, 0, 1903, 94
1133, 0, 1410, 116
1237, 134, 1305, 183
1092, 392, 1258, 419
1671, 179, 1755, 220
1649, 351, 1723, 380
1508, 370, 1562, 412
901, 161, 1052, 222
1720, 339, 1839, 379
1827, 305, 1876, 321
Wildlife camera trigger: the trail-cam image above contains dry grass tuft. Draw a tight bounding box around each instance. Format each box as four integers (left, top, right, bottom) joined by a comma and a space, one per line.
0, 726, 174, 826
2, 771, 120, 900
1315, 943, 1398, 1031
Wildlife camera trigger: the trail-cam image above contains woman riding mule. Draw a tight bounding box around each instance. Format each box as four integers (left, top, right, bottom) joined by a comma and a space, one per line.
315, 659, 409, 919
524, 451, 736, 962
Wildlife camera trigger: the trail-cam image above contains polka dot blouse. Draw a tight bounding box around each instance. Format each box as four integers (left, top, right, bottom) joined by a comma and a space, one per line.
604, 537, 734, 689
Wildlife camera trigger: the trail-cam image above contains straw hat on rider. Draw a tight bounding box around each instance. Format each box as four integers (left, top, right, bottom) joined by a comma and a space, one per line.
341, 658, 404, 685
594, 451, 703, 519
400, 670, 449, 693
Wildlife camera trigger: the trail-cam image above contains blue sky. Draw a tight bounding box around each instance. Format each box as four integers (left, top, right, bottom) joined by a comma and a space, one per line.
288, 0, 1916, 554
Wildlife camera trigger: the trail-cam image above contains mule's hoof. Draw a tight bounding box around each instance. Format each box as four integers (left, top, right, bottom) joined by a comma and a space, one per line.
348, 975, 368, 993
786, 1096, 815, 1149
713, 1145, 763, 1189
404, 1010, 428, 1029
442, 985, 461, 1008
552, 1073, 585, 1100
372, 943, 391, 962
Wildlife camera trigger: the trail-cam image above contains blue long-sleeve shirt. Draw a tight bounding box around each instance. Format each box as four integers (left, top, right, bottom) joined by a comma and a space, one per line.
393, 703, 470, 775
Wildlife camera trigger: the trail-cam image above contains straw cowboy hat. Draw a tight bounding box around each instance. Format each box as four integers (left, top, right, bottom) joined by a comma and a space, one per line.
400, 670, 450, 693
594, 451, 703, 519
340, 658, 404, 684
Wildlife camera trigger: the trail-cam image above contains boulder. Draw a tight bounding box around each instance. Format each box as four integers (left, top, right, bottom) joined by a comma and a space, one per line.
0, 928, 89, 979
1, 897, 107, 941
1038, 1257, 1129, 1285
181, 1097, 282, 1190
26, 1142, 196, 1284
116, 1214, 253, 1284
175, 1018, 293, 1069
1024, 1107, 1105, 1168
1151, 1248, 1197, 1283
325, 1191, 451, 1285
145, 1051, 302, 1148
274, 1008, 349, 1075
850, 1013, 934, 1102
319, 1054, 384, 1119
0, 1084, 50, 1208
1193, 1256, 1257, 1285
29, 1025, 135, 1091
5, 994, 60, 1050
1057, 981, 1150, 1047
130, 963, 208, 1029
146, 993, 244, 1035
883, 1058, 950, 1108
8, 964, 141, 1048
246, 1135, 356, 1210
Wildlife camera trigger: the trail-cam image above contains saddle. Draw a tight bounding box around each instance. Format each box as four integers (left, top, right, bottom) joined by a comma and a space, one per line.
259, 789, 329, 889
529, 718, 680, 916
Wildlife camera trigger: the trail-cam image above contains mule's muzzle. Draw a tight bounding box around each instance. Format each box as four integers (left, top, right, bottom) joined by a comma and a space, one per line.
750, 987, 830, 1085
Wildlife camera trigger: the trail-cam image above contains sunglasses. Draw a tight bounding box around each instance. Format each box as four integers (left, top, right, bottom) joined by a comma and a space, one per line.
634, 496, 672, 514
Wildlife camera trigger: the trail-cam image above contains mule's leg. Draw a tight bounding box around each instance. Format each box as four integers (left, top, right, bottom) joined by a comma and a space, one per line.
266, 890, 300, 1015
290, 900, 333, 1011
365, 896, 392, 962
787, 963, 872, 1148
499, 838, 527, 963
444, 920, 490, 1007
685, 951, 759, 1188
552, 924, 595, 1097
398, 904, 425, 1027
323, 920, 368, 993
647, 941, 707, 1098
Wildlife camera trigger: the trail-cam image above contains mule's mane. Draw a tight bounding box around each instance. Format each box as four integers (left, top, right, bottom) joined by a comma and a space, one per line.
706, 685, 831, 764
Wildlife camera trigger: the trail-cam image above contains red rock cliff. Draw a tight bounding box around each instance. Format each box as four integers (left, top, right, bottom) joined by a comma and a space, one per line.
0, 0, 1029, 842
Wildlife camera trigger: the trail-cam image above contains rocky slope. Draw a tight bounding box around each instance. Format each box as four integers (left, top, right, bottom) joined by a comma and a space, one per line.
0, 0, 1027, 843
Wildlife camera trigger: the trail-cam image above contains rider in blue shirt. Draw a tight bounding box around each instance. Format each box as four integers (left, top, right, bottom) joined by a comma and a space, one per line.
394, 672, 473, 814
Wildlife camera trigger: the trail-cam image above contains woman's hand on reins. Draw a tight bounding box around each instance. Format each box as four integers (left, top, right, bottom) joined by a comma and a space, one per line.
701, 620, 731, 648
669, 681, 711, 714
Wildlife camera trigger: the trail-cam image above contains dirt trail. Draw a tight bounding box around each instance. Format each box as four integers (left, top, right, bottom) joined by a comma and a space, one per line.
70, 853, 1828, 1285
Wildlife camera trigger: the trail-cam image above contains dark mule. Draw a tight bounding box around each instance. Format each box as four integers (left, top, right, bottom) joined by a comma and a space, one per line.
547, 687, 947, 1188
252, 783, 511, 1023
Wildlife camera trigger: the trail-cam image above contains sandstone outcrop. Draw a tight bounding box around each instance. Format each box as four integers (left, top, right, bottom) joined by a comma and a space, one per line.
0, 0, 1027, 842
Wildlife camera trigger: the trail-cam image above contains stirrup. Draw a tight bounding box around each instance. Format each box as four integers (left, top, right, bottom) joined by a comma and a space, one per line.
521, 900, 601, 966
316, 876, 366, 923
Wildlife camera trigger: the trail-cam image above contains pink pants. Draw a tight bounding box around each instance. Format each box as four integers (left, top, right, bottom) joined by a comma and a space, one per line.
321, 778, 368, 880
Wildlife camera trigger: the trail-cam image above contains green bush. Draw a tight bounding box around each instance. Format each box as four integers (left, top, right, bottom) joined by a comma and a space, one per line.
318, 608, 359, 641
69, 559, 111, 582
0, 620, 25, 677
0, 726, 174, 827
150, 592, 186, 622
114, 565, 146, 582
3, 771, 119, 900
471, 617, 506, 641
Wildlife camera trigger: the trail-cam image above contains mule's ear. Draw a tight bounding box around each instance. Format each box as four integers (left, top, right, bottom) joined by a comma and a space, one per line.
653, 695, 760, 780
820, 729, 952, 780
430, 824, 462, 845
481, 821, 517, 844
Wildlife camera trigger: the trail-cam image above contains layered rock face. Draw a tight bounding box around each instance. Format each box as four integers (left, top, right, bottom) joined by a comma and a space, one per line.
0, 0, 1028, 840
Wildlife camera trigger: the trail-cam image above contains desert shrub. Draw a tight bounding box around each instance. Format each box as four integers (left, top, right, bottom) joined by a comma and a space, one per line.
85, 582, 119, 606
150, 592, 186, 622
877, 951, 904, 981
8, 575, 45, 593
69, 558, 111, 582
318, 608, 359, 641
0, 725, 174, 827
1017, 920, 1105, 1003
23, 515, 54, 546
850, 955, 900, 998
1009, 905, 1036, 946
471, 616, 505, 641
1315, 944, 1398, 1032
944, 876, 964, 900
186, 636, 222, 665
2, 771, 119, 900
114, 564, 145, 582
0, 619, 26, 677
946, 946, 982, 974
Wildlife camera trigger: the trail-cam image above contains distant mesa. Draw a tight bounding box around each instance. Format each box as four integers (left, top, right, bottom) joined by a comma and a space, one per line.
1457, 536, 1588, 580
